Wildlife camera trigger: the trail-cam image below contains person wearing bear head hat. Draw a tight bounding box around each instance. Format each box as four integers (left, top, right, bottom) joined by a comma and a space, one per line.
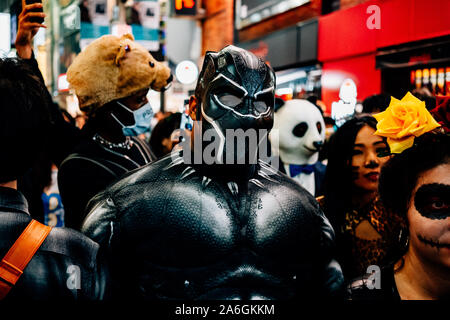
81, 45, 344, 300
57, 33, 173, 230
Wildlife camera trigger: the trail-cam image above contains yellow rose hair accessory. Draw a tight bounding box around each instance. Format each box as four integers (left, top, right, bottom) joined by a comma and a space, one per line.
374, 92, 440, 154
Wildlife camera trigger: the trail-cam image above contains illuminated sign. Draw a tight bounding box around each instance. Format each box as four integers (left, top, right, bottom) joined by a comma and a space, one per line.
174, 0, 196, 16
175, 60, 198, 84
58, 74, 70, 92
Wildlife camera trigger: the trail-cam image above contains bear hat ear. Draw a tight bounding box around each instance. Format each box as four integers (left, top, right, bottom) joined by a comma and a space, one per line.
121, 33, 135, 41
115, 36, 134, 66
115, 45, 130, 66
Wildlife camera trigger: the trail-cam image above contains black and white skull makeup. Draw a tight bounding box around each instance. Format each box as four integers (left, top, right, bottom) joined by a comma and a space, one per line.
407, 163, 450, 266
193, 45, 275, 163
414, 183, 450, 221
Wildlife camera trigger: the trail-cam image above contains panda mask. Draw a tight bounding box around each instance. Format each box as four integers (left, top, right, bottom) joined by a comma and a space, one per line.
270, 99, 325, 165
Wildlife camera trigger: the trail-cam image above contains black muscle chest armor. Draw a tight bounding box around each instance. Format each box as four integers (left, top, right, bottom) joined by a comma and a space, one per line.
82, 152, 343, 300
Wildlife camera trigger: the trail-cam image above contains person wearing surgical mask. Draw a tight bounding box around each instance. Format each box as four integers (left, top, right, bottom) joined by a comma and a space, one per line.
57, 34, 172, 229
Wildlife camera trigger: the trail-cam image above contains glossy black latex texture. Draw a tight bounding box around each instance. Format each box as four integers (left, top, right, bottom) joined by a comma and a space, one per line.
82, 152, 344, 300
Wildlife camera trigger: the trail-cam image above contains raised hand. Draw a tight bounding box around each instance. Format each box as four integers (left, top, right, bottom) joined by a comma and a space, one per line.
15, 0, 46, 59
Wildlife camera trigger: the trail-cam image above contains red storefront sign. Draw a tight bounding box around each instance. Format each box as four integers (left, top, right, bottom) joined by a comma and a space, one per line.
318, 0, 450, 112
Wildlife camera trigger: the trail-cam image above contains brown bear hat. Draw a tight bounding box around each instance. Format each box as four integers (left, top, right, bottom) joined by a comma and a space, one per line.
67, 33, 171, 112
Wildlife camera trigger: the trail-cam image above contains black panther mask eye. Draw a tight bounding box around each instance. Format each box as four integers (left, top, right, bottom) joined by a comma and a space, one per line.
414, 183, 450, 220
216, 93, 243, 108
209, 73, 274, 119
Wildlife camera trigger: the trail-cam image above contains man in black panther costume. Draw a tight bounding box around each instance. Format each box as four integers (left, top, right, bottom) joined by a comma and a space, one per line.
82, 45, 344, 300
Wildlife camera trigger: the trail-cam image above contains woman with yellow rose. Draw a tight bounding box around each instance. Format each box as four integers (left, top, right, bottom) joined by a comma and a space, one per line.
321, 115, 398, 281
348, 93, 449, 300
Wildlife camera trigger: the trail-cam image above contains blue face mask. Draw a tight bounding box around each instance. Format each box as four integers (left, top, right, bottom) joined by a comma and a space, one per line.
112, 101, 153, 136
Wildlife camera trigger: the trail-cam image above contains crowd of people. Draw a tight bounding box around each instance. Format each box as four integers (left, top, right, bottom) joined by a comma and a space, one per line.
0, 3, 448, 301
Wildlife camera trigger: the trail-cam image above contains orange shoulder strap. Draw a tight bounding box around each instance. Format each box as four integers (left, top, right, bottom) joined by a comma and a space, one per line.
0, 220, 52, 300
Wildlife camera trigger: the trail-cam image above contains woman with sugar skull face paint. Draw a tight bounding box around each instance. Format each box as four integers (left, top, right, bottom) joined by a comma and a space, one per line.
348, 93, 449, 300
348, 133, 450, 300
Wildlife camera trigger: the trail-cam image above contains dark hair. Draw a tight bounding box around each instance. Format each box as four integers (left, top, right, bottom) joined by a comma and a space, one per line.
0, 58, 51, 183
323, 115, 378, 230
362, 94, 391, 114
323, 116, 335, 126
379, 132, 450, 222
149, 112, 182, 158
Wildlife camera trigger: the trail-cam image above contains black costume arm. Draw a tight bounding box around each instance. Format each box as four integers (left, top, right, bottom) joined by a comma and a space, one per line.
82, 192, 126, 298
314, 204, 345, 297
93, 244, 113, 300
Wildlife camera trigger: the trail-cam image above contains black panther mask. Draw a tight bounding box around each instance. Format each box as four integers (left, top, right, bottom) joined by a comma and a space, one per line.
194, 45, 275, 163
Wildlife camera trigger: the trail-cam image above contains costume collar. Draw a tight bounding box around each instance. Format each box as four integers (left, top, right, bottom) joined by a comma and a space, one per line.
0, 187, 29, 214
